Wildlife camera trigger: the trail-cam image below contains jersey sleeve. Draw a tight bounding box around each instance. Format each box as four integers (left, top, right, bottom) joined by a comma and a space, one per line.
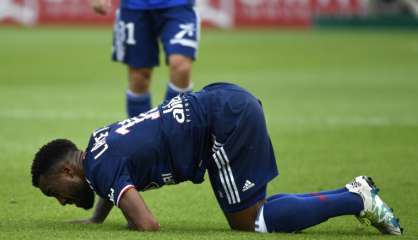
98, 160, 136, 207
85, 138, 136, 207
109, 174, 136, 207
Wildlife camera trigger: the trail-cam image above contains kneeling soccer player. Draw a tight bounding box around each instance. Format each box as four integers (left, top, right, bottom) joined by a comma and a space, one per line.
31, 83, 402, 234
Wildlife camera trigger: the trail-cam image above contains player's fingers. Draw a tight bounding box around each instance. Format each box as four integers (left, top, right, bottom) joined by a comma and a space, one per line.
90, 0, 109, 15
93, 6, 107, 15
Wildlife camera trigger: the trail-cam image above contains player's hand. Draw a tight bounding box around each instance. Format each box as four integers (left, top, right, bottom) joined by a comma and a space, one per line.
68, 218, 100, 224
90, 0, 111, 15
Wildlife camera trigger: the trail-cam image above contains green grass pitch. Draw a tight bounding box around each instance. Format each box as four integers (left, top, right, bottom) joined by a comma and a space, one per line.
0, 27, 417, 240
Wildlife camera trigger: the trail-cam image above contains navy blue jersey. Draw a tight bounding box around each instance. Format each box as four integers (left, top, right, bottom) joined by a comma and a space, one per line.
83, 83, 278, 211
121, 0, 194, 9
83, 94, 210, 206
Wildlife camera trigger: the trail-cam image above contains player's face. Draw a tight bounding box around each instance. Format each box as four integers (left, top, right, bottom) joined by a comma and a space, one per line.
38, 172, 95, 210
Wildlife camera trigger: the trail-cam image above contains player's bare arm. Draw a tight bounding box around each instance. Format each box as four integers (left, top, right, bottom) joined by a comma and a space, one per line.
71, 197, 114, 224
119, 188, 160, 231
90, 0, 111, 15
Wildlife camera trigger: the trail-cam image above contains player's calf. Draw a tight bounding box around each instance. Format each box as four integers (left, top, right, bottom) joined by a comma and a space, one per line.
255, 190, 363, 233
126, 67, 153, 117
128, 67, 152, 94
166, 54, 193, 101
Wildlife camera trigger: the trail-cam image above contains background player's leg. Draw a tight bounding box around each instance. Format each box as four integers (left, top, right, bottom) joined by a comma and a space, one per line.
256, 191, 363, 233
165, 54, 193, 100
126, 67, 153, 117
112, 8, 159, 117
158, 5, 199, 101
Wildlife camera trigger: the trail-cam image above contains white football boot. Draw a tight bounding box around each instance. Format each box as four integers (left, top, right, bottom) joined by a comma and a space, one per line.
346, 176, 403, 235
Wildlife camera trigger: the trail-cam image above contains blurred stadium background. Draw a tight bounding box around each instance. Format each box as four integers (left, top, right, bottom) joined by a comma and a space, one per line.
1, 0, 418, 27
1, 0, 417, 239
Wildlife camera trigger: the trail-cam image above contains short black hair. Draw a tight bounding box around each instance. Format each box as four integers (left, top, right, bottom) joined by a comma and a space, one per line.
31, 139, 78, 188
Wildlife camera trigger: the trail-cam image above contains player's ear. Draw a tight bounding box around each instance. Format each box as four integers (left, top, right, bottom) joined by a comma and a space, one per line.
61, 164, 75, 178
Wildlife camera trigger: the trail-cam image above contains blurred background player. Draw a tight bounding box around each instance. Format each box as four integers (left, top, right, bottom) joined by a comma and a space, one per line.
90, 0, 199, 117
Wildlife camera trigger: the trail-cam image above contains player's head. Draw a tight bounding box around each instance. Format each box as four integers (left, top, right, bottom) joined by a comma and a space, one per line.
31, 139, 95, 210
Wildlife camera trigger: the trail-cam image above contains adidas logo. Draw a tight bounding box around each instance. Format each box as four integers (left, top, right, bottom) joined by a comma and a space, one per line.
350, 180, 362, 188
242, 180, 255, 192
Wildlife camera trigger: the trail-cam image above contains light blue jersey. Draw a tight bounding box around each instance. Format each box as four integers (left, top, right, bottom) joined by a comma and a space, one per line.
121, 0, 195, 9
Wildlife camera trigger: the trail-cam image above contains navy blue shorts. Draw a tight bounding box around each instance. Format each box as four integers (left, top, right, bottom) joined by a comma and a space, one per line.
112, 5, 199, 68
202, 83, 279, 213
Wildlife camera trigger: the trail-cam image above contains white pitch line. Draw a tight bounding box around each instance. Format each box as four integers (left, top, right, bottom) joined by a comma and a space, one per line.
1, 108, 417, 126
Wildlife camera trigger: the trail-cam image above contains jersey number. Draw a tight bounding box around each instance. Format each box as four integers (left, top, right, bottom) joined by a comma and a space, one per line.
117, 21, 136, 45
116, 108, 160, 135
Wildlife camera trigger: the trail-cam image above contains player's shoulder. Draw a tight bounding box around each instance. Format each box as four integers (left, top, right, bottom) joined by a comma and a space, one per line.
83, 126, 126, 197
85, 124, 114, 158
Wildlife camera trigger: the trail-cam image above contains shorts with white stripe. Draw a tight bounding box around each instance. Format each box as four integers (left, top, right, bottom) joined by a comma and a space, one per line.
212, 143, 241, 205
208, 137, 276, 213
203, 83, 279, 213
112, 5, 199, 68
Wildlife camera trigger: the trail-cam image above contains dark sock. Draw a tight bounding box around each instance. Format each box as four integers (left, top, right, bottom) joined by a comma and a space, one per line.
126, 91, 151, 117
258, 191, 363, 233
267, 187, 348, 202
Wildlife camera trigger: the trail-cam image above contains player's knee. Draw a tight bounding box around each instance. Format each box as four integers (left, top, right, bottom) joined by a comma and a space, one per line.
169, 54, 192, 73
169, 55, 192, 88
128, 67, 152, 94
224, 202, 263, 232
